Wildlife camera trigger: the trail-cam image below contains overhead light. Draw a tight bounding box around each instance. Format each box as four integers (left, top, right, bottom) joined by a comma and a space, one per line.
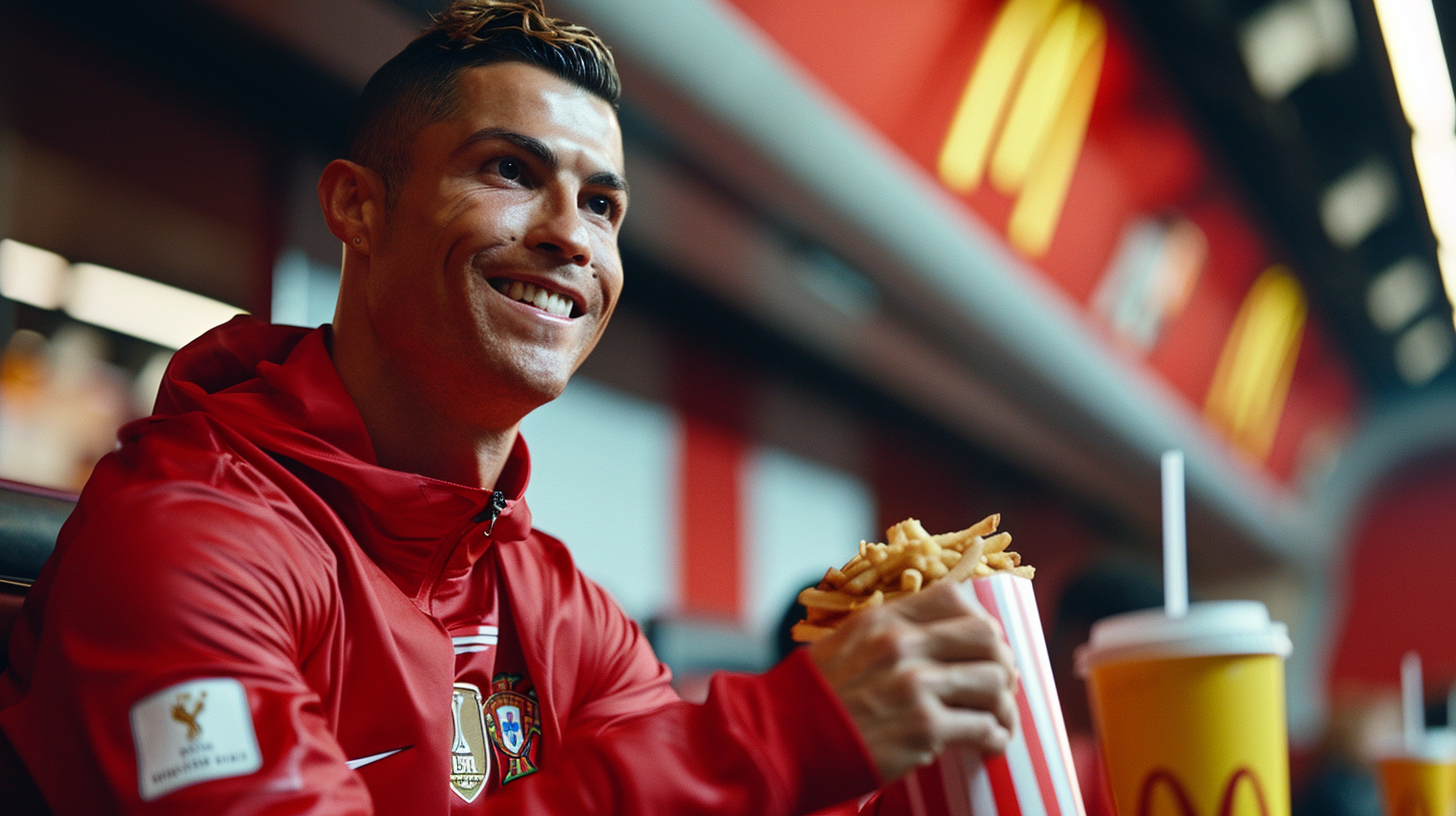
0, 239, 69, 310
1239, 0, 1356, 100
1372, 0, 1455, 134
65, 263, 245, 350
1319, 159, 1398, 249
1368, 256, 1435, 332
0, 238, 245, 349
1394, 314, 1455, 385
1371, 0, 1456, 330
1412, 132, 1456, 247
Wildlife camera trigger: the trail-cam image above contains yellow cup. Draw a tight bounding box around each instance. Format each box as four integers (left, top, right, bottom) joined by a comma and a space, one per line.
1376, 736, 1456, 816
1075, 602, 1293, 816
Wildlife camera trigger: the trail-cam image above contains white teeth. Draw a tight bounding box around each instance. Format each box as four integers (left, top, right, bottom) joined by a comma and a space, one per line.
545, 293, 571, 317
496, 279, 573, 317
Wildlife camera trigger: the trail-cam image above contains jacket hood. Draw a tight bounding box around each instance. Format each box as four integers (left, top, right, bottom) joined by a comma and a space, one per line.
133, 316, 533, 591
152, 316, 377, 465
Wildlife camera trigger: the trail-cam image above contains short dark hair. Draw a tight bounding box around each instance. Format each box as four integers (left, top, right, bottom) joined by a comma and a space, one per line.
348, 0, 619, 205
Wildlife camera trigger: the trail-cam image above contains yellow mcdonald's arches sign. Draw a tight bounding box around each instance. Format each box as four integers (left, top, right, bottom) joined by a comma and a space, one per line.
1205, 266, 1307, 462
936, 0, 1107, 258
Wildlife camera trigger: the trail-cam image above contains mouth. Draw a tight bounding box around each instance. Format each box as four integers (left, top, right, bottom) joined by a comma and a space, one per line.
488, 277, 582, 319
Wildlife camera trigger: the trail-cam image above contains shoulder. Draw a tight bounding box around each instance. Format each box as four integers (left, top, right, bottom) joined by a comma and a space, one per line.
77, 411, 335, 567
54, 453, 338, 622
35, 475, 339, 665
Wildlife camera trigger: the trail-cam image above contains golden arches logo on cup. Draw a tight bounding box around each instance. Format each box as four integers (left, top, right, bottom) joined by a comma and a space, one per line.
1137, 767, 1272, 816
1076, 602, 1294, 816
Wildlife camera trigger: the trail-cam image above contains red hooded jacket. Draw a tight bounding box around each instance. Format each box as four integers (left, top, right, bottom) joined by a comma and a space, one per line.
0, 317, 878, 815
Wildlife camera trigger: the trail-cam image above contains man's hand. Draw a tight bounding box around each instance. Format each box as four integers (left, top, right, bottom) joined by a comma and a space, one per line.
807, 580, 1018, 783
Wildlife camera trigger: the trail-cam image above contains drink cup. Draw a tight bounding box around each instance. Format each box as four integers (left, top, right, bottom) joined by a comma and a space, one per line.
1375, 731, 1456, 816
1074, 601, 1293, 816
900, 573, 1086, 816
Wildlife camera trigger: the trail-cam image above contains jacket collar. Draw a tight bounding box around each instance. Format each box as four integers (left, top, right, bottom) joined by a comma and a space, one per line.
150, 317, 534, 596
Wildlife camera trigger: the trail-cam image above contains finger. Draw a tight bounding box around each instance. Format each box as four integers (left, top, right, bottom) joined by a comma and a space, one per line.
916, 662, 1019, 732
935, 664, 1020, 731
937, 706, 1014, 756
916, 612, 1016, 669
889, 580, 986, 624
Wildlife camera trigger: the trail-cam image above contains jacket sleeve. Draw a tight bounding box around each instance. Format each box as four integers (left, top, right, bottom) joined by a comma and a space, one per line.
0, 482, 373, 816
492, 535, 882, 815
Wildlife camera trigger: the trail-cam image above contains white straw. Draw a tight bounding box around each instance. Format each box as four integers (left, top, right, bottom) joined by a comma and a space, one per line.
1447, 677, 1456, 733
1404, 651, 1424, 753
1161, 450, 1188, 618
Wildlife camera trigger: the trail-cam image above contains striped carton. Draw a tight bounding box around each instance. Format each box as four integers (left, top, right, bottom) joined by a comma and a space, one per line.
904, 573, 1085, 816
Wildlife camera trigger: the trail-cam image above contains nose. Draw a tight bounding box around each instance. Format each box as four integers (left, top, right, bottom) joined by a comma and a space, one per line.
526, 190, 592, 266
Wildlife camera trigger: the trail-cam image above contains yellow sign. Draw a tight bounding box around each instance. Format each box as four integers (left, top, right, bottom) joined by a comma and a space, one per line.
1205, 266, 1307, 462
937, 0, 1107, 257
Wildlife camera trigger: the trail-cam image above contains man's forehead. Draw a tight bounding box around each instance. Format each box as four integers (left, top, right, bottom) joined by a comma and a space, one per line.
447, 62, 623, 166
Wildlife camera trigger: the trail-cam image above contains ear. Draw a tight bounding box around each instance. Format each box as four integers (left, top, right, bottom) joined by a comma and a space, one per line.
318, 159, 385, 253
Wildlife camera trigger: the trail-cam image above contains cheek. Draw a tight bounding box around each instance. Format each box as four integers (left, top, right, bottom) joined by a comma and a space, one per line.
593, 246, 625, 301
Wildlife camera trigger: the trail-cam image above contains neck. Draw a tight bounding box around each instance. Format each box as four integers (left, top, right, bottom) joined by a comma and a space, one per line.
330, 321, 519, 491
367, 408, 518, 490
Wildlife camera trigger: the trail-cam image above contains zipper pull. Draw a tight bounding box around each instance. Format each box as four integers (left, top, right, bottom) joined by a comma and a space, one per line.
473, 490, 508, 536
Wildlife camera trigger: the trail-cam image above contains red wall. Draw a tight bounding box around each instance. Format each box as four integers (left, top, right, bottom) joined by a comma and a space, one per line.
1328, 451, 1456, 694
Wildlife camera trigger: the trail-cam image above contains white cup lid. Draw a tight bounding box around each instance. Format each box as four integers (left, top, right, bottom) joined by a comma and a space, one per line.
1375, 729, 1456, 763
1075, 600, 1292, 675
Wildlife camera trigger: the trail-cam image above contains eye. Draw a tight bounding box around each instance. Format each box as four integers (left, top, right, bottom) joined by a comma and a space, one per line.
585, 194, 616, 218
496, 157, 523, 181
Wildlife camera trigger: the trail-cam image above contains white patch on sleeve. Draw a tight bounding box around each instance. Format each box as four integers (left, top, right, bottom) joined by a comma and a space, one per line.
130, 677, 263, 801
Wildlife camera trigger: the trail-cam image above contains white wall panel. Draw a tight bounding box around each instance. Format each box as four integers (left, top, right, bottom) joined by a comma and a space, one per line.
519, 377, 679, 623
746, 447, 875, 637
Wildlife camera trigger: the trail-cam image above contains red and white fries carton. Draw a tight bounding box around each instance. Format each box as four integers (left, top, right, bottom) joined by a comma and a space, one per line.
903, 573, 1085, 816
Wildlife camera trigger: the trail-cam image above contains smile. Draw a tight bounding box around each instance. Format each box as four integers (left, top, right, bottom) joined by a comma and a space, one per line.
489, 278, 580, 319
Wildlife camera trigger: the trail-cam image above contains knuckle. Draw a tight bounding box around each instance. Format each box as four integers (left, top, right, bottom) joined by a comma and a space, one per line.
968, 615, 1001, 642
866, 625, 917, 663
905, 705, 938, 744
888, 664, 926, 699
864, 629, 901, 660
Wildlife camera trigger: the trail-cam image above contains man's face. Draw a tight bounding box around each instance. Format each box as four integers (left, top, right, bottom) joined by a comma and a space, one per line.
365, 61, 626, 425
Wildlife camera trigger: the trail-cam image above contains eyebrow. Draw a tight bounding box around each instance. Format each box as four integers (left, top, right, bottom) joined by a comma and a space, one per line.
459, 127, 630, 197
586, 171, 630, 197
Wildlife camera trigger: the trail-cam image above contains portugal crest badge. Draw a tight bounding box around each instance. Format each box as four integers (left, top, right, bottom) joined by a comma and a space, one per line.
483, 673, 541, 783
448, 683, 491, 803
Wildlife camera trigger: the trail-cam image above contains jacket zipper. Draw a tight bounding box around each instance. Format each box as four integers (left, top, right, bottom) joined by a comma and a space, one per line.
473, 490, 508, 537
419, 490, 509, 610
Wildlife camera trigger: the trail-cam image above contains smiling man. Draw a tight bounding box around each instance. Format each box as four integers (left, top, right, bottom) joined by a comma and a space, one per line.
0, 2, 1017, 814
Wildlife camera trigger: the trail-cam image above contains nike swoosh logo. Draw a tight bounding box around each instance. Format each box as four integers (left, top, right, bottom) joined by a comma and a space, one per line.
346, 746, 412, 770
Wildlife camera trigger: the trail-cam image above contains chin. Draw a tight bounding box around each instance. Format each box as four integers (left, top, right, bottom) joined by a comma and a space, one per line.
494, 363, 574, 413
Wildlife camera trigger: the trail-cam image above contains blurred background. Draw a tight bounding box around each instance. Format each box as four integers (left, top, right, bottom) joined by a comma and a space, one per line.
1, 0, 1453, 786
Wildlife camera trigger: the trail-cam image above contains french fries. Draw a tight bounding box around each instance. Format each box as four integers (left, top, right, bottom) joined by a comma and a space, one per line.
791, 515, 1034, 643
